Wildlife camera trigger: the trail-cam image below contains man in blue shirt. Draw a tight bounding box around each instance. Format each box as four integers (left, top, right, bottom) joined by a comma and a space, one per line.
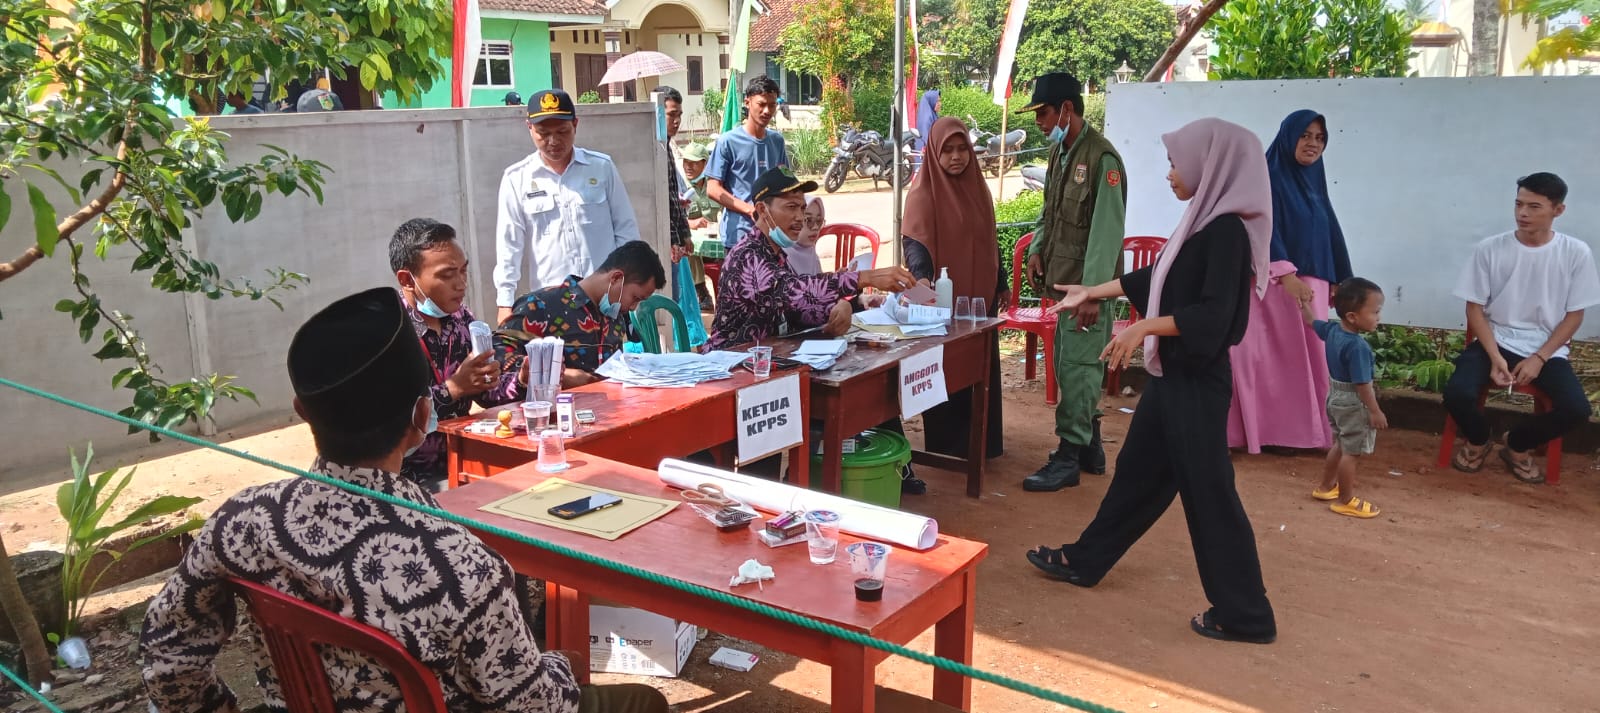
705, 74, 789, 247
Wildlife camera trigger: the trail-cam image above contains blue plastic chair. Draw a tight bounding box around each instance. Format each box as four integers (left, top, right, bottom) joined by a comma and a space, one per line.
631, 294, 692, 354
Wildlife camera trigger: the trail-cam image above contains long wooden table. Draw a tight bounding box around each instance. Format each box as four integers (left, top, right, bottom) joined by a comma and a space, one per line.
434, 454, 988, 713
440, 368, 811, 488
769, 318, 1003, 498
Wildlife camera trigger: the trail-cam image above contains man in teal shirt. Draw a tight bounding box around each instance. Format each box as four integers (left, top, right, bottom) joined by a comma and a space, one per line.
1021, 72, 1128, 492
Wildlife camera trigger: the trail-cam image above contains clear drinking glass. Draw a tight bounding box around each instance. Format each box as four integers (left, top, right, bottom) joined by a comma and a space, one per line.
748, 346, 774, 378
528, 384, 558, 405
971, 297, 987, 321
522, 401, 552, 443
803, 510, 841, 564
846, 542, 890, 583
536, 429, 569, 472
954, 296, 972, 321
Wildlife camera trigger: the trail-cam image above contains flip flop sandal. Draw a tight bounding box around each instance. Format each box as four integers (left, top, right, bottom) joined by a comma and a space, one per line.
1025, 545, 1098, 587
1499, 445, 1544, 484
1330, 497, 1381, 519
1190, 609, 1276, 645
1452, 442, 1491, 473
1311, 485, 1340, 501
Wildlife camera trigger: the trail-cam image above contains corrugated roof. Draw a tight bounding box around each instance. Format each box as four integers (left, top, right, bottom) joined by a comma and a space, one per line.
481, 0, 606, 17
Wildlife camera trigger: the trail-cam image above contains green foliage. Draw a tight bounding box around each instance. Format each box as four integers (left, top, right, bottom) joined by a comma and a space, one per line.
702, 87, 725, 128
1518, 1, 1600, 69
926, 0, 1001, 86
850, 86, 1063, 153
784, 128, 833, 176
1209, 0, 1418, 79
577, 90, 602, 104
0, 0, 408, 436
57, 444, 204, 637
1014, 0, 1176, 90
1364, 325, 1463, 391
778, 0, 896, 137
995, 191, 1045, 300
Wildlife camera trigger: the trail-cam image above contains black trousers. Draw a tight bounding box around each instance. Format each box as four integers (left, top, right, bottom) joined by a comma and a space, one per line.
1061, 369, 1276, 637
1443, 342, 1591, 452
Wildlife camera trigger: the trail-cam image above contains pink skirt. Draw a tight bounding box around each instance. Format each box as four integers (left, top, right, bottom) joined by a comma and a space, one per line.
1227, 263, 1332, 453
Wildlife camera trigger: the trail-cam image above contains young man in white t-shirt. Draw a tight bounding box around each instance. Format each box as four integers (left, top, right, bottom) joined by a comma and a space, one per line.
1446, 172, 1600, 483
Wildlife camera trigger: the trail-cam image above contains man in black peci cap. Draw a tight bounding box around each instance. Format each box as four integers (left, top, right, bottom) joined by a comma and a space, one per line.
493, 88, 640, 325
141, 287, 669, 713
1019, 72, 1128, 493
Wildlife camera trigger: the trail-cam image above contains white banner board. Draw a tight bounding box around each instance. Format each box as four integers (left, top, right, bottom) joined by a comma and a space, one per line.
898, 345, 948, 419
735, 374, 803, 464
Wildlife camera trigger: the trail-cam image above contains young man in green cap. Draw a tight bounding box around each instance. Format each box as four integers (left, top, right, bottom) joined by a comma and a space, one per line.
1021, 72, 1127, 493
682, 140, 720, 311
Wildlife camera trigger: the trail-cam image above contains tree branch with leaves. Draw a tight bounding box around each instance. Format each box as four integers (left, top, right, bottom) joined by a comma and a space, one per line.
0, 0, 450, 436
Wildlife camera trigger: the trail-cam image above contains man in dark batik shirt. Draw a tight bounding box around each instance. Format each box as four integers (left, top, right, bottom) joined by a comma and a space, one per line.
497, 241, 665, 387
390, 218, 524, 491
140, 287, 669, 713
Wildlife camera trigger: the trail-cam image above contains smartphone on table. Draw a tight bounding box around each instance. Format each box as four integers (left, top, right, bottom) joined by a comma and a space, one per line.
547, 493, 623, 520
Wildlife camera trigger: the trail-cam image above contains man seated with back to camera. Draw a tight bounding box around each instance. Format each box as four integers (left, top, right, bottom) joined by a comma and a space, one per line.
140, 287, 669, 713
496, 240, 666, 387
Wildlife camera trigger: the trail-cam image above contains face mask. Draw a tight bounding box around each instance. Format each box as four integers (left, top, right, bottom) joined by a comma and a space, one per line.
760, 211, 796, 248
407, 277, 449, 318
598, 279, 622, 319
404, 399, 438, 457
1048, 125, 1066, 144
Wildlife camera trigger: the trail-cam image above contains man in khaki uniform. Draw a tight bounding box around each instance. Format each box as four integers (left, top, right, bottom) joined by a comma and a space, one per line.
1022, 72, 1128, 492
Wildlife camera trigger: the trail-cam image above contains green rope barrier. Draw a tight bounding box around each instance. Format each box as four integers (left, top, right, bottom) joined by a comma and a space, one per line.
0, 375, 1123, 713
0, 662, 67, 713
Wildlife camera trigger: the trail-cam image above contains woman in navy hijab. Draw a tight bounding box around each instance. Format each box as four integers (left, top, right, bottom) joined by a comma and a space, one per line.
1227, 109, 1354, 454
912, 89, 940, 171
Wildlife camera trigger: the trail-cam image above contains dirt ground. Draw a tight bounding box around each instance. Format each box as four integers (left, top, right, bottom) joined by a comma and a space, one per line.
5, 348, 1599, 713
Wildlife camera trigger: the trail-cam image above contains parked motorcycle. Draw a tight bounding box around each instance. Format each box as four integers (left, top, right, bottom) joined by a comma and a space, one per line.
966, 114, 1027, 178
823, 125, 918, 193
1021, 164, 1047, 192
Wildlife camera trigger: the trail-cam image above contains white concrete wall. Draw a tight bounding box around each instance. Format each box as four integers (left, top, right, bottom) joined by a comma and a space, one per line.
1105, 77, 1600, 334
0, 104, 667, 474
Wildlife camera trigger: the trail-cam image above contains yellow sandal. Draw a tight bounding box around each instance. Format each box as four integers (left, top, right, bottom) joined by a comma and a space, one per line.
1330, 497, 1380, 519
1311, 485, 1340, 501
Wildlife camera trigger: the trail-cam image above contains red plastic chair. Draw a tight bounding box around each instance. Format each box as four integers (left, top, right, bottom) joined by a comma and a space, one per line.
822, 223, 882, 272
228, 577, 448, 712
1000, 232, 1060, 404
1105, 236, 1167, 396
1434, 337, 1563, 485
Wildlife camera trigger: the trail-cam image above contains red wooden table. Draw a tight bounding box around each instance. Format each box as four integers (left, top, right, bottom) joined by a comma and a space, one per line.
433, 454, 988, 713
440, 369, 811, 488
769, 318, 1003, 498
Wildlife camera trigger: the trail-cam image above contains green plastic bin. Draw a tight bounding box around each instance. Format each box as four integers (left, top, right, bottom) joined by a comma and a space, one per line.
810, 428, 911, 509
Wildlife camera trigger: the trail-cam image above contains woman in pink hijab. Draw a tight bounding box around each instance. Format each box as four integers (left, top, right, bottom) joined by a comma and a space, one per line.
1025, 118, 1277, 645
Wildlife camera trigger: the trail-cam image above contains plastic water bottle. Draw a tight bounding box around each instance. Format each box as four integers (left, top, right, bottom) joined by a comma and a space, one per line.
934, 267, 954, 314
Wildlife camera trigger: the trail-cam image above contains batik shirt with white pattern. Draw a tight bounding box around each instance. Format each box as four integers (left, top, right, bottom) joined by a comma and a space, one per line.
140, 458, 580, 713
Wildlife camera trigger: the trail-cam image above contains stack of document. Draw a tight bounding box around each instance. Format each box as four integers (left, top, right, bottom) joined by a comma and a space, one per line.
595, 351, 740, 388
790, 339, 849, 371
855, 299, 949, 338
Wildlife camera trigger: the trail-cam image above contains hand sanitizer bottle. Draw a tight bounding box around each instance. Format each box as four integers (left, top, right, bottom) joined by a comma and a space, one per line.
934, 267, 954, 313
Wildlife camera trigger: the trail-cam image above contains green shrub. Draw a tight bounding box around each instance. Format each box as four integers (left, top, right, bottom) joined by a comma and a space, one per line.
784, 127, 832, 177
849, 85, 894, 137
577, 90, 601, 104
1083, 93, 1106, 133
995, 190, 1044, 300
1364, 325, 1462, 392
702, 88, 725, 128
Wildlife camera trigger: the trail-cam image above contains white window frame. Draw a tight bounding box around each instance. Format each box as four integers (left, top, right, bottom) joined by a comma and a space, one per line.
474, 41, 515, 89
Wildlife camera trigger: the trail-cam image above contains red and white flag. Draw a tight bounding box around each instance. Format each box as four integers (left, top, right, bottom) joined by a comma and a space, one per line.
452, 0, 482, 107
992, 0, 1030, 107
905, 0, 920, 133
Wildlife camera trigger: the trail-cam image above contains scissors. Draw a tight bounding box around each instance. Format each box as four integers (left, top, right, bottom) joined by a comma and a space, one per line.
680, 483, 739, 509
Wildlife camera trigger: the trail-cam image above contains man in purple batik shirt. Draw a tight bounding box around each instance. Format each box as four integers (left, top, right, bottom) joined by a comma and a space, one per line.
705, 169, 914, 351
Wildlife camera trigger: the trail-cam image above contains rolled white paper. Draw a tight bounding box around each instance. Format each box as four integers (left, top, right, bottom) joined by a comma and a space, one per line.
657, 458, 939, 550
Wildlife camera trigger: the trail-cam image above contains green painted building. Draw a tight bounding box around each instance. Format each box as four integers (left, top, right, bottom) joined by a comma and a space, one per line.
386, 1, 607, 109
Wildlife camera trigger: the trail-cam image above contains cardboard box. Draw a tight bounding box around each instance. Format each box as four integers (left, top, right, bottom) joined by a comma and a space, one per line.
588, 603, 697, 677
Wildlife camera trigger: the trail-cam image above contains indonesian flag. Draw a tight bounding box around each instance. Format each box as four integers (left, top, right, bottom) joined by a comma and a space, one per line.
992, 0, 1030, 107
452, 0, 482, 107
